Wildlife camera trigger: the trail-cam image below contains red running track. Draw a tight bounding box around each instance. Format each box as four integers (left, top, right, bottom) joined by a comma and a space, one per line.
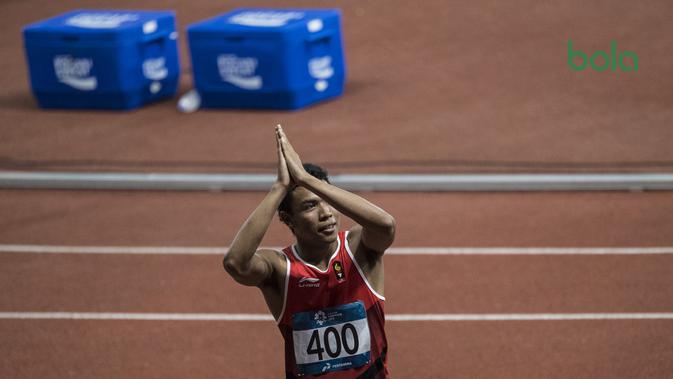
1, 190, 673, 377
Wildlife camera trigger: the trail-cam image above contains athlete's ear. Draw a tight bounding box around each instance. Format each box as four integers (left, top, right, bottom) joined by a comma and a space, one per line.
279, 211, 295, 233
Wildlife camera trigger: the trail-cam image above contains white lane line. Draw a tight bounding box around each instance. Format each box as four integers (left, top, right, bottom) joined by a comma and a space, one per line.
1, 312, 673, 321
0, 312, 273, 321
1, 245, 673, 255
387, 313, 673, 321
0, 245, 226, 255
388, 247, 673, 255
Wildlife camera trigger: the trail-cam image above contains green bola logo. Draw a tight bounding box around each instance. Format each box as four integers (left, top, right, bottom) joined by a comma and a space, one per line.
567, 39, 638, 72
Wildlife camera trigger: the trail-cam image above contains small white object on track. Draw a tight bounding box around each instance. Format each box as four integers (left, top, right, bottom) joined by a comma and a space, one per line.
149, 81, 161, 94
177, 90, 201, 113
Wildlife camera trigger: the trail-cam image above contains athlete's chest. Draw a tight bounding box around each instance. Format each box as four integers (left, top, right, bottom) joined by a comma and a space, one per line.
289, 258, 352, 295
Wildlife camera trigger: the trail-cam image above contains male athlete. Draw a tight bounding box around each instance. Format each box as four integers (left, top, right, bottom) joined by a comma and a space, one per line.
223, 125, 395, 378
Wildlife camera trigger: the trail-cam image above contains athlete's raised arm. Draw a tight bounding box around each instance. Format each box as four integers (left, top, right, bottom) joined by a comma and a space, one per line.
277, 125, 395, 254
222, 129, 289, 286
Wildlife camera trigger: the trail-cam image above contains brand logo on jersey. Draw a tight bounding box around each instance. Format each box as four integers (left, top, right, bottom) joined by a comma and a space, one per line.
314, 310, 327, 326
333, 261, 345, 281
299, 277, 320, 288
217, 54, 262, 90
53, 55, 97, 91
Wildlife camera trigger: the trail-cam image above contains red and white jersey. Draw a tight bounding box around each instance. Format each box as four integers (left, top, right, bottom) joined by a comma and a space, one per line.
277, 230, 388, 378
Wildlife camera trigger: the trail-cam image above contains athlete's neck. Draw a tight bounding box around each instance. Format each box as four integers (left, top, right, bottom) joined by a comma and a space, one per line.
294, 237, 339, 269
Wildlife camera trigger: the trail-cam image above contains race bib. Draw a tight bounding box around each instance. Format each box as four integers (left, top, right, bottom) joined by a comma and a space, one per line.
292, 301, 371, 376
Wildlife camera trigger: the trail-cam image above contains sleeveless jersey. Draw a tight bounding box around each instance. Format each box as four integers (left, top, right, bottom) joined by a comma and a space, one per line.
277, 230, 388, 378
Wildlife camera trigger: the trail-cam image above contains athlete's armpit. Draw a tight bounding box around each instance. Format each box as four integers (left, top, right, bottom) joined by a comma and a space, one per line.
349, 223, 394, 257
346, 227, 386, 297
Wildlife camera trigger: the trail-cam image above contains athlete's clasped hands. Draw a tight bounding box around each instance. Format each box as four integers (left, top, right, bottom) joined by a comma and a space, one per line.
275, 124, 309, 188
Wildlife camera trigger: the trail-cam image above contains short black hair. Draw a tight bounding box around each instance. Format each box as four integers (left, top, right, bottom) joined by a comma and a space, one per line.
278, 163, 330, 226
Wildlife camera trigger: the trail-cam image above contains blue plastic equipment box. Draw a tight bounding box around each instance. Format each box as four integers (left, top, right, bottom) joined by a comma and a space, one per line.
23, 10, 180, 110
187, 8, 346, 110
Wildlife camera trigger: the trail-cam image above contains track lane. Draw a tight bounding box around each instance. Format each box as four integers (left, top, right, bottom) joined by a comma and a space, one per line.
0, 320, 284, 379
387, 321, 673, 378
2, 253, 673, 314
1, 190, 673, 247
2, 190, 673, 378
1, 320, 671, 379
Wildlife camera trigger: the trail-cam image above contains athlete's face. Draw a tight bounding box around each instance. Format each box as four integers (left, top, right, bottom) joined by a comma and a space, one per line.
286, 186, 340, 244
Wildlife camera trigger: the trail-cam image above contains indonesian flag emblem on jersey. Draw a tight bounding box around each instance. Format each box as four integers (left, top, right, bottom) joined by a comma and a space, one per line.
277, 231, 388, 378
